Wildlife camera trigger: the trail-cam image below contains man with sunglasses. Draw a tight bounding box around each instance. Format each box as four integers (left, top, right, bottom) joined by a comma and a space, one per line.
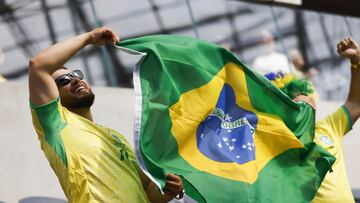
29, 27, 183, 202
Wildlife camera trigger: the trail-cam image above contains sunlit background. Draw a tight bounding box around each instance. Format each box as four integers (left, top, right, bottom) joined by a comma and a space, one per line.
1, 0, 360, 202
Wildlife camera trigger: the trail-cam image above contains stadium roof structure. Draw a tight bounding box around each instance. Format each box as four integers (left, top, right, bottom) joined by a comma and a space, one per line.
0, 0, 359, 101
239, 0, 360, 17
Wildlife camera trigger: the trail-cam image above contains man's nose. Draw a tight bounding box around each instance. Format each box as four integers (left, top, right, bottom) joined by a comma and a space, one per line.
70, 77, 81, 85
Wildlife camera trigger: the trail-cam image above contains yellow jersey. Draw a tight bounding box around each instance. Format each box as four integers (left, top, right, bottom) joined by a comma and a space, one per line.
30, 97, 149, 203
313, 106, 354, 203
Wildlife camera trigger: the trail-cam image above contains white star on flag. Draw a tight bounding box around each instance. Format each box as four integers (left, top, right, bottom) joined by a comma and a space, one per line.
229, 146, 235, 151
231, 138, 236, 142
217, 142, 222, 149
236, 155, 240, 159
242, 145, 246, 149
223, 137, 228, 142
225, 114, 232, 121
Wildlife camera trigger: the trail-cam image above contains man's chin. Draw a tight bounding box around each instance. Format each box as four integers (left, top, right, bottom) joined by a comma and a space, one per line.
65, 92, 95, 109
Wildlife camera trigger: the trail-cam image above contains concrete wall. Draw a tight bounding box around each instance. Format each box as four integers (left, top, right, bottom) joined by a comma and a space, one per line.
0, 82, 359, 202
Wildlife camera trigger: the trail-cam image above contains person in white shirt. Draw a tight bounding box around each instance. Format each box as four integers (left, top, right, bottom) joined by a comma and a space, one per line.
253, 30, 292, 74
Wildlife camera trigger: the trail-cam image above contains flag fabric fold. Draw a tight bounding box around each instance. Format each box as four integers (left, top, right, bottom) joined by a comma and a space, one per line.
116, 35, 335, 203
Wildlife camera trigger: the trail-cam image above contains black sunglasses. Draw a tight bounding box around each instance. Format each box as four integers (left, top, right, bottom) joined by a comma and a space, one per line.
55, 70, 84, 87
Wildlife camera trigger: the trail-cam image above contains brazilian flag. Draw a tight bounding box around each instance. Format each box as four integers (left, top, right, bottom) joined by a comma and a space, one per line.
117, 35, 335, 203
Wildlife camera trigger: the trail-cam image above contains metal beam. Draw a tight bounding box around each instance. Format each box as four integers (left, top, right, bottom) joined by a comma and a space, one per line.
70, 0, 129, 86
0, 3, 253, 79
148, 0, 168, 34
224, 2, 242, 55
67, 0, 93, 85
235, 0, 360, 18
40, 0, 57, 44
0, 0, 38, 58
294, 10, 310, 70
121, 7, 253, 40
319, 14, 337, 69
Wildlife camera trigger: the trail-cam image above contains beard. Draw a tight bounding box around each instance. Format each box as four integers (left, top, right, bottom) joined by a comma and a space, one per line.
61, 90, 95, 109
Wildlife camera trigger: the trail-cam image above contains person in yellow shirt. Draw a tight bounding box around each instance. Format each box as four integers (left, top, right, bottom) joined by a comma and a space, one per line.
29, 27, 183, 202
269, 37, 359, 203
308, 37, 360, 203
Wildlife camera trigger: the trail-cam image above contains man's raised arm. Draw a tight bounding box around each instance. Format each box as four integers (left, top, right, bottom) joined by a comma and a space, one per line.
337, 37, 360, 123
28, 27, 119, 106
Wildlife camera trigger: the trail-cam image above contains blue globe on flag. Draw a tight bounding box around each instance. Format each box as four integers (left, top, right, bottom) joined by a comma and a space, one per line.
196, 83, 259, 164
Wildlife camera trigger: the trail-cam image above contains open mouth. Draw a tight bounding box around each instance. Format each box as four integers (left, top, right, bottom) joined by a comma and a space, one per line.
72, 85, 86, 94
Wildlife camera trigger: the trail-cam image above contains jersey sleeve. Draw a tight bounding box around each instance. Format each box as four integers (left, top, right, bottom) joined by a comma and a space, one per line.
316, 106, 352, 139
30, 97, 68, 166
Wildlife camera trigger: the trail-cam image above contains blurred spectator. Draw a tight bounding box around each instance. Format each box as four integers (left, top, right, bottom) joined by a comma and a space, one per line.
288, 49, 319, 79
287, 48, 350, 100
253, 30, 291, 74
